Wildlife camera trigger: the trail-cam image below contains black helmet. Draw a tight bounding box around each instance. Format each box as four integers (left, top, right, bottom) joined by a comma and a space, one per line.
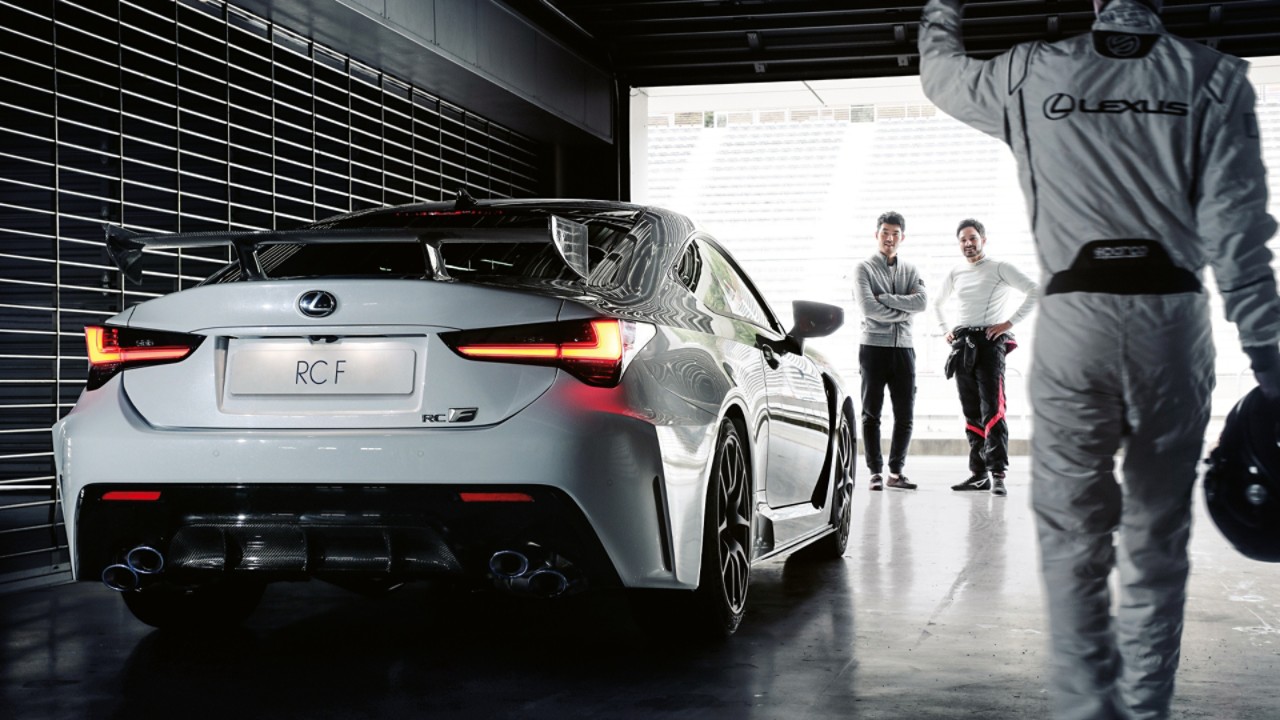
1203, 387, 1280, 562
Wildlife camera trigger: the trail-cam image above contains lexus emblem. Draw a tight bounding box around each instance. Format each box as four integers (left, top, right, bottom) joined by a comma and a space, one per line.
297, 290, 337, 318
1043, 93, 1075, 121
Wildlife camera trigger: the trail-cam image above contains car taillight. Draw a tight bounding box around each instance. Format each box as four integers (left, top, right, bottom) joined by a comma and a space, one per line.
84, 325, 205, 391
441, 318, 654, 387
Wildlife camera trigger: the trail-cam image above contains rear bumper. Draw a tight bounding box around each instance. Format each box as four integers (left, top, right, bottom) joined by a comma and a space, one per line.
78, 483, 619, 591
54, 373, 718, 590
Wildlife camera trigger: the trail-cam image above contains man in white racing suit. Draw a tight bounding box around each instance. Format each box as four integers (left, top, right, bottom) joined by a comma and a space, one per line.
920, 0, 1280, 718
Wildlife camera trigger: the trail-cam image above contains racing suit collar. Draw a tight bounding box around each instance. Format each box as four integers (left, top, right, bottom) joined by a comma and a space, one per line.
1093, 0, 1165, 35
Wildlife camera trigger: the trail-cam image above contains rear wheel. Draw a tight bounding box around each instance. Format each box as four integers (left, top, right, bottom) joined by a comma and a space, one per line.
122, 581, 265, 630
629, 418, 753, 640
814, 411, 855, 558
692, 418, 753, 636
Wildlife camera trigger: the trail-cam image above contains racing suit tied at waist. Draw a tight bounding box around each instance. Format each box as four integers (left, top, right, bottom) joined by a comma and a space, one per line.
1045, 239, 1202, 296
945, 327, 1016, 380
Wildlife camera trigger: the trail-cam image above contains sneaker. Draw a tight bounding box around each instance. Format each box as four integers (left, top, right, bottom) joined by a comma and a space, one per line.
991, 474, 1007, 497
870, 474, 883, 492
951, 475, 991, 492
885, 475, 917, 490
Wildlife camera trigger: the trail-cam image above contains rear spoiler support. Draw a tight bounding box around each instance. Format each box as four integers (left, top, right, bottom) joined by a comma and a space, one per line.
107, 225, 271, 284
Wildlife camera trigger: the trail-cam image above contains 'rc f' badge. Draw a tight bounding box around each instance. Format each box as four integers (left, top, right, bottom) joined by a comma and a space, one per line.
422, 408, 478, 423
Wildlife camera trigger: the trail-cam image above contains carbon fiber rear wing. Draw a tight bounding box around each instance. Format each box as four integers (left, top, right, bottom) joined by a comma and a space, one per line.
104, 215, 592, 285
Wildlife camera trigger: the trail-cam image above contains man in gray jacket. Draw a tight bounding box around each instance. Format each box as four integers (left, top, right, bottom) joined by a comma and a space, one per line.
854, 211, 928, 491
920, 0, 1280, 717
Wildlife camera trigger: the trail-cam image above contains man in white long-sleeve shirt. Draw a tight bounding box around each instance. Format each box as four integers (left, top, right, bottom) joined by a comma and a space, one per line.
933, 219, 1038, 497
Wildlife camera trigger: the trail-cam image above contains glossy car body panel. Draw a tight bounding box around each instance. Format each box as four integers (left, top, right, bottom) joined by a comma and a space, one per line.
55, 199, 854, 608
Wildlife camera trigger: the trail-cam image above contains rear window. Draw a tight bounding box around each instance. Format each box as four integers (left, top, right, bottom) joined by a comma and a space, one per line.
256, 242, 429, 279
439, 241, 579, 279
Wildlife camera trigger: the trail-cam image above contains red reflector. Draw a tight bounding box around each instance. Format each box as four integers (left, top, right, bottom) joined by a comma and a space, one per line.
101, 491, 162, 502
458, 492, 534, 503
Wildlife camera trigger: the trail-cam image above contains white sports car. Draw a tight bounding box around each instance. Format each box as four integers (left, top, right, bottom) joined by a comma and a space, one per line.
53, 197, 856, 635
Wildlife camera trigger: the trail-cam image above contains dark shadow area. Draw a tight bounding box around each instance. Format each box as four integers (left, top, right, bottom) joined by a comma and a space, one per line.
10, 458, 1277, 719
10, 553, 856, 720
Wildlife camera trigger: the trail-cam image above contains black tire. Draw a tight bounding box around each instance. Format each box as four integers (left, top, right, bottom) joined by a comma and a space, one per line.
122, 581, 265, 630
691, 418, 753, 637
813, 410, 855, 558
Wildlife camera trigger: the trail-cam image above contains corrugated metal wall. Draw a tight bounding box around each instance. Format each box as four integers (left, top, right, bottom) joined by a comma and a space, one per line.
0, 0, 547, 588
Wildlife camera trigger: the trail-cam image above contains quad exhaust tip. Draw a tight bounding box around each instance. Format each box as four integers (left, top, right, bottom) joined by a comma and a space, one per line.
102, 545, 166, 591
525, 568, 569, 598
488, 547, 575, 599
126, 545, 165, 575
102, 564, 139, 592
489, 550, 531, 579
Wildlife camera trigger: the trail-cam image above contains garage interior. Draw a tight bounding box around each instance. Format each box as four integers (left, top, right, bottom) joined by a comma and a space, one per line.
3, 1, 1280, 718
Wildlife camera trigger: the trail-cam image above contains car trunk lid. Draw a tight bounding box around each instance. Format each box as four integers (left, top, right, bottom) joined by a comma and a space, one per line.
119, 279, 568, 429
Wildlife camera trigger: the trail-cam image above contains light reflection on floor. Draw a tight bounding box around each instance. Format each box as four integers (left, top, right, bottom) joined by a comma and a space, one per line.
1, 456, 1276, 719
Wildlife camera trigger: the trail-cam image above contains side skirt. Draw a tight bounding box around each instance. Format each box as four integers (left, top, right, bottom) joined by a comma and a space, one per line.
752, 501, 833, 561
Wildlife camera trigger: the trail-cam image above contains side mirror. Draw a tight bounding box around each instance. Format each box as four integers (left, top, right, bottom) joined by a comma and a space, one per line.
788, 300, 844, 342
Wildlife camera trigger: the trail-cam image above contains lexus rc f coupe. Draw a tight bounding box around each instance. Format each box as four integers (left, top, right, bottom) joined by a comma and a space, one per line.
53, 197, 857, 636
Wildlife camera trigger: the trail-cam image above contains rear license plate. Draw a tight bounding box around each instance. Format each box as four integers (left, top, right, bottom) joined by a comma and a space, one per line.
228, 348, 417, 395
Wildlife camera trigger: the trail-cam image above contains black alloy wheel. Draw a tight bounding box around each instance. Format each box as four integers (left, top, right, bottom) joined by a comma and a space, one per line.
816, 411, 856, 558
122, 581, 266, 630
694, 418, 752, 636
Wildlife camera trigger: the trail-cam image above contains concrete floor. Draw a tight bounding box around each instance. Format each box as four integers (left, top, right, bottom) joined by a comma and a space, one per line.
2, 456, 1277, 720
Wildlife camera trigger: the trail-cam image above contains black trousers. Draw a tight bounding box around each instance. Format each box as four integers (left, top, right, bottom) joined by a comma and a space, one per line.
859, 345, 915, 475
951, 333, 1009, 476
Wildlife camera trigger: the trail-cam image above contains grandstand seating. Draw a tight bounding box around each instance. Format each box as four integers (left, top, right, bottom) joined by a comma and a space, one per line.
645, 93, 1280, 444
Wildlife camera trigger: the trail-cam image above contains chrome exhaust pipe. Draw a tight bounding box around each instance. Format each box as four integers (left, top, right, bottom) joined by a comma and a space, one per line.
126, 545, 165, 575
102, 564, 139, 592
525, 568, 569, 599
490, 544, 579, 598
489, 549, 530, 579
